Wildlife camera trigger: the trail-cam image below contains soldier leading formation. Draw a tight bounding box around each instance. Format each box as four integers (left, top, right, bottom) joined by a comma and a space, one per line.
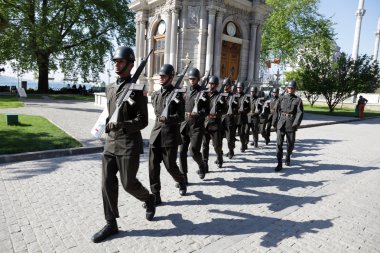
92, 46, 304, 243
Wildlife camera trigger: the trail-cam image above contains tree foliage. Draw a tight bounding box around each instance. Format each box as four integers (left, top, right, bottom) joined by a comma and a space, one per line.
0, 0, 135, 92
298, 50, 380, 112
261, 0, 335, 65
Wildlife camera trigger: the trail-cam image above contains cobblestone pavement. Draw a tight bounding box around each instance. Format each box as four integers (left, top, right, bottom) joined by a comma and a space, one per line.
1, 116, 379, 252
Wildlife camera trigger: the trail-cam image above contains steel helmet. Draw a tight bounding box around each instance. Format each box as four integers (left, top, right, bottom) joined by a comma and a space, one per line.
188, 68, 201, 79
236, 82, 244, 89
223, 78, 232, 86
208, 75, 219, 85
159, 64, 175, 76
287, 80, 297, 89
113, 46, 135, 62
250, 86, 258, 93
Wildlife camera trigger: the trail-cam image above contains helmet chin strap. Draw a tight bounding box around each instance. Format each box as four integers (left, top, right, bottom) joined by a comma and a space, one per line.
116, 61, 131, 76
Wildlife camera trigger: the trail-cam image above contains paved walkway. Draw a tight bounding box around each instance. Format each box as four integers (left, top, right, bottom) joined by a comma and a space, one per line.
0, 99, 379, 252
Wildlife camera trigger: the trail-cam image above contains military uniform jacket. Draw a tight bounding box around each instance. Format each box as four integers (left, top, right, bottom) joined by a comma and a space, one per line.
180, 84, 209, 133
267, 96, 279, 124
222, 92, 239, 126
273, 93, 303, 132
204, 90, 227, 130
150, 84, 185, 147
104, 76, 148, 156
248, 95, 260, 124
236, 92, 250, 125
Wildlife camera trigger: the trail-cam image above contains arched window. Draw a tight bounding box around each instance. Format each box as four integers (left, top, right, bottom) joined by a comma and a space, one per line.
153, 20, 166, 75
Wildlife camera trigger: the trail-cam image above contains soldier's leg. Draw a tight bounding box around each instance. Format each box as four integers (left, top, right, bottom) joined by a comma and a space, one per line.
179, 133, 190, 175
102, 154, 120, 221
202, 132, 211, 174
117, 155, 150, 202
149, 146, 163, 195
189, 128, 204, 166
285, 131, 296, 166
162, 147, 187, 195
226, 124, 236, 158
211, 129, 223, 168
275, 129, 285, 171
253, 121, 259, 147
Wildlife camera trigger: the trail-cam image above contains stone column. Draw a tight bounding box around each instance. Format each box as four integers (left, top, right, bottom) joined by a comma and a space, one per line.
254, 25, 263, 81
248, 22, 258, 81
205, 8, 216, 72
164, 10, 172, 64
170, 8, 179, 69
138, 19, 147, 66
373, 16, 380, 61
213, 10, 225, 78
134, 15, 141, 66
352, 0, 366, 60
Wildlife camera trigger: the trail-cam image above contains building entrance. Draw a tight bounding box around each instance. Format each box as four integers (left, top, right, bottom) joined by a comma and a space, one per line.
220, 40, 241, 81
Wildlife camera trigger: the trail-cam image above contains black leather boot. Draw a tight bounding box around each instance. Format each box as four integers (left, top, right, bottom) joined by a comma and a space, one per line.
142, 192, 161, 208
217, 155, 223, 168
285, 155, 291, 166
178, 182, 187, 196
145, 194, 156, 221
91, 219, 118, 243
228, 150, 234, 159
275, 155, 283, 172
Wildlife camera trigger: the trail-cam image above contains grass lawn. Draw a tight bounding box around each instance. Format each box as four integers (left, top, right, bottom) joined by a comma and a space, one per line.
0, 95, 24, 108
0, 114, 82, 155
304, 104, 380, 117
47, 94, 94, 101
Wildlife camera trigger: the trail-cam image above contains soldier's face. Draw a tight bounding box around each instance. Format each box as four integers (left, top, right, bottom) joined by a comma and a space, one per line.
114, 59, 133, 77
224, 84, 231, 92
287, 87, 295, 94
189, 77, 199, 87
159, 74, 172, 86
209, 83, 217, 91
237, 87, 242, 93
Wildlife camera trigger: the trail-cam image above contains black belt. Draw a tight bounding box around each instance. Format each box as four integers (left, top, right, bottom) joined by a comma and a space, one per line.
281, 113, 293, 117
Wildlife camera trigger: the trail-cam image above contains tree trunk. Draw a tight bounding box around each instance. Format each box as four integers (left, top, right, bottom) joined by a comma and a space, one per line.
37, 52, 50, 92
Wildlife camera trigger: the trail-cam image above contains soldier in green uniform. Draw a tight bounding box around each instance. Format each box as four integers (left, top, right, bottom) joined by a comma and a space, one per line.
273, 80, 303, 171
261, 87, 280, 145
179, 68, 210, 182
202, 76, 227, 169
248, 86, 260, 148
236, 82, 250, 152
149, 64, 187, 205
221, 78, 238, 159
91, 46, 155, 243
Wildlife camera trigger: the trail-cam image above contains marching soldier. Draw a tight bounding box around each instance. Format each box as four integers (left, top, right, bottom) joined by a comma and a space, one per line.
179, 68, 210, 182
236, 82, 250, 152
202, 76, 227, 169
221, 78, 239, 159
248, 86, 260, 148
91, 46, 155, 243
261, 87, 280, 145
149, 64, 187, 205
273, 80, 303, 171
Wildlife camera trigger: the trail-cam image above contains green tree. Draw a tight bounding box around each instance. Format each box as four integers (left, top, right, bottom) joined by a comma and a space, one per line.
299, 51, 380, 112
261, 0, 335, 65
0, 0, 135, 92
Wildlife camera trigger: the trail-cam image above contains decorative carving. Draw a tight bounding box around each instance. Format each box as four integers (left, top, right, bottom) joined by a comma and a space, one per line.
188, 6, 200, 28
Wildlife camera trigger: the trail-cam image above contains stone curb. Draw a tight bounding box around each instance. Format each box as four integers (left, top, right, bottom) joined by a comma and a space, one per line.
0, 117, 377, 165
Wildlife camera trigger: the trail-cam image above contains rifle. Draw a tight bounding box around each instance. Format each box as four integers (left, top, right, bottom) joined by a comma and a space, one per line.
209, 83, 227, 115
160, 61, 192, 120
238, 82, 251, 113
108, 49, 153, 124
192, 65, 212, 114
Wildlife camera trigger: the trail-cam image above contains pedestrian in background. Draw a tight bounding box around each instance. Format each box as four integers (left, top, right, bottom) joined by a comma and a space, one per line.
356, 95, 368, 119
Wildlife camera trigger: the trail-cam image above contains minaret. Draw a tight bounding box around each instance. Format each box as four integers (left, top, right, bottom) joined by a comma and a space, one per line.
373, 16, 380, 61
352, 0, 366, 60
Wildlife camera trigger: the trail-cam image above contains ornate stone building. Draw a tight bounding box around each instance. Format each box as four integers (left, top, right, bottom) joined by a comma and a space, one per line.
128, 0, 271, 93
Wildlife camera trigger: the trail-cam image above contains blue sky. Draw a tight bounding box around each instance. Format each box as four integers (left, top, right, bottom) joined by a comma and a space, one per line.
318, 0, 380, 60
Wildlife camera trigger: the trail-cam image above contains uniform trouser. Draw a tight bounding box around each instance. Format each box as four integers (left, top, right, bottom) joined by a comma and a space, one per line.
248, 121, 260, 144
262, 119, 271, 140
237, 123, 249, 147
179, 125, 204, 174
222, 118, 236, 152
102, 153, 150, 221
276, 127, 296, 158
202, 128, 223, 161
149, 145, 185, 194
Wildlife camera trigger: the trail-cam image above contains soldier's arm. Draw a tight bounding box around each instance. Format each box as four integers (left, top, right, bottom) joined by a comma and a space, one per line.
292, 98, 304, 128
119, 91, 148, 132
166, 93, 185, 124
